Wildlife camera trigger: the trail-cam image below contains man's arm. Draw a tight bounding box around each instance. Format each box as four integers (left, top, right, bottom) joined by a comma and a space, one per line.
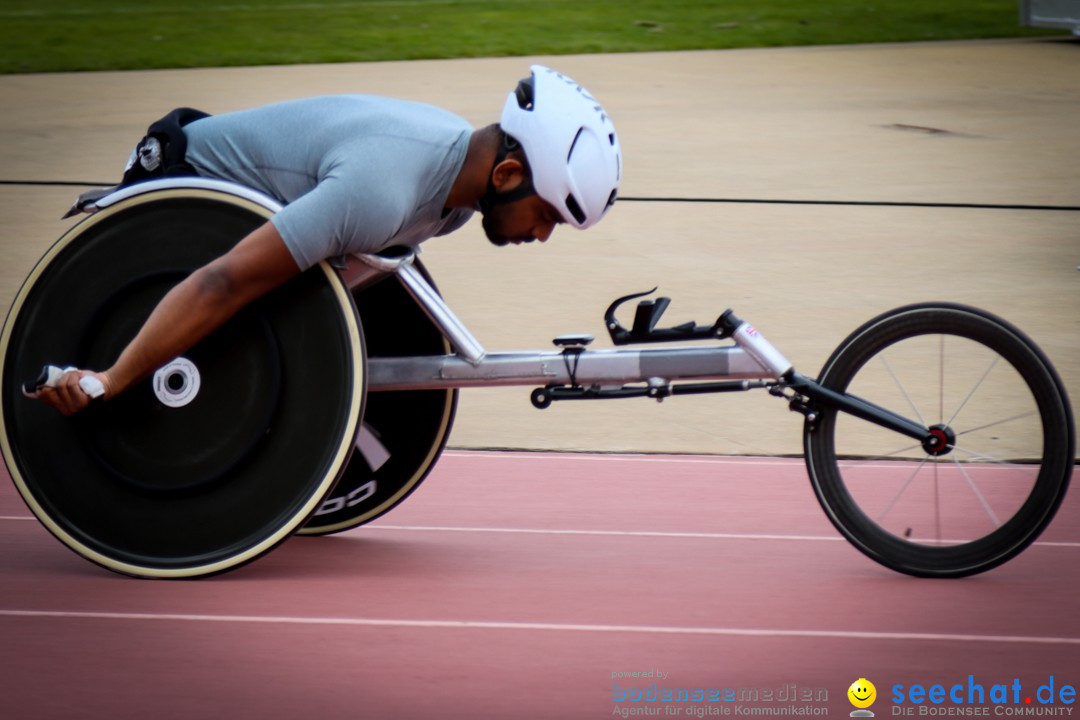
34, 220, 300, 415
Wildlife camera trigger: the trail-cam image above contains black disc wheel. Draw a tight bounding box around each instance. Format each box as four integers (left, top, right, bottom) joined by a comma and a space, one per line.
0, 188, 365, 578
300, 259, 456, 535
805, 303, 1073, 577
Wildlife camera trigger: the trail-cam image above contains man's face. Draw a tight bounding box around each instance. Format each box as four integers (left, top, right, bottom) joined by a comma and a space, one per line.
482, 194, 564, 247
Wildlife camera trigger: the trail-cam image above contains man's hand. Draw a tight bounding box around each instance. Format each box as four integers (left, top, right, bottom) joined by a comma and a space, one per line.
25, 368, 112, 416
26, 220, 300, 418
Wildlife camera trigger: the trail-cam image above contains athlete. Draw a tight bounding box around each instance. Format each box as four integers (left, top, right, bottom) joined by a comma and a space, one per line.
29, 65, 621, 416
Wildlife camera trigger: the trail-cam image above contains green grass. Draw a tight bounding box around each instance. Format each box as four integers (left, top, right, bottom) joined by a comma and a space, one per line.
0, 0, 1066, 74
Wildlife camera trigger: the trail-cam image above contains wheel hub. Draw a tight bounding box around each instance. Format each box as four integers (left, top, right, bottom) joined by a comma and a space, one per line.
152, 357, 201, 408
922, 423, 956, 457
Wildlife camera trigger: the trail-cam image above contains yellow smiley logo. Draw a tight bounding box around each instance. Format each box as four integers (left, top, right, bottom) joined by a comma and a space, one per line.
848, 678, 877, 709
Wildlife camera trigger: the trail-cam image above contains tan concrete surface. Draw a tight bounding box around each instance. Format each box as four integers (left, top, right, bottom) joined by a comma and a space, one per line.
1, 39, 1078, 455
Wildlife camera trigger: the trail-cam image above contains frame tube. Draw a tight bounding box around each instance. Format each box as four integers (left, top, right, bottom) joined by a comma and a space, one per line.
396, 263, 487, 366
366, 346, 774, 391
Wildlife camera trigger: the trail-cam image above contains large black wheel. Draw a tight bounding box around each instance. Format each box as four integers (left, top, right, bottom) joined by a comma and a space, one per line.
300, 259, 456, 535
805, 303, 1073, 577
0, 188, 365, 578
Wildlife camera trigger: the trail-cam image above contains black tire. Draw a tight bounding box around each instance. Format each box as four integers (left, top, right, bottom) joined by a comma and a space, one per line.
0, 188, 365, 578
300, 259, 456, 535
804, 303, 1073, 577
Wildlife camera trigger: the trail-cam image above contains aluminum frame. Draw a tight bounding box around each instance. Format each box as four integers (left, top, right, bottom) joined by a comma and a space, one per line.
350, 251, 781, 392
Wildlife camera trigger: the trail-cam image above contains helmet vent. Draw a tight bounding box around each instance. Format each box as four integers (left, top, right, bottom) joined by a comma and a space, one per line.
515, 77, 535, 110
567, 127, 584, 163
565, 194, 587, 225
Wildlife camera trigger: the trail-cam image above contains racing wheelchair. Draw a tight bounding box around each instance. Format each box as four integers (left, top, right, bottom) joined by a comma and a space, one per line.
1, 179, 1073, 579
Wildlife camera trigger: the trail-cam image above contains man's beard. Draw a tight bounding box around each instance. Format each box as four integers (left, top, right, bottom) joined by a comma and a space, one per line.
482, 213, 511, 247
482, 210, 531, 247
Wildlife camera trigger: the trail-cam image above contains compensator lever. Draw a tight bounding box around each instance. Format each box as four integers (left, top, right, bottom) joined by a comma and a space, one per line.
604, 288, 731, 345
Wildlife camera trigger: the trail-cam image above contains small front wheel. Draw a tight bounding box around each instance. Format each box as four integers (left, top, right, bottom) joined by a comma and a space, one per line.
805, 303, 1074, 577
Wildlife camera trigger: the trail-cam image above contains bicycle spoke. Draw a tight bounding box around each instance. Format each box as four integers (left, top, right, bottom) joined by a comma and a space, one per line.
939, 335, 945, 425
934, 462, 942, 543
945, 356, 1000, 427
951, 443, 1040, 473
881, 354, 928, 427
874, 457, 930, 522
836, 441, 925, 466
953, 410, 1038, 439
951, 456, 1002, 528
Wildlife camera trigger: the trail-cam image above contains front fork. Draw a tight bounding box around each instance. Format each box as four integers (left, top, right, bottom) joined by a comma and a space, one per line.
778, 372, 946, 454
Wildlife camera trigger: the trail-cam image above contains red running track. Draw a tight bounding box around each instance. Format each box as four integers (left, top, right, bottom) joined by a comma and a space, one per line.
1, 451, 1078, 720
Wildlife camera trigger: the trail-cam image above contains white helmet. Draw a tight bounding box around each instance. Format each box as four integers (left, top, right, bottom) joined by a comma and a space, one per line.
499, 65, 621, 230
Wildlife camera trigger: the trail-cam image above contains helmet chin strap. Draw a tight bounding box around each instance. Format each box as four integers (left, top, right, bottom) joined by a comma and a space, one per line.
478, 134, 537, 215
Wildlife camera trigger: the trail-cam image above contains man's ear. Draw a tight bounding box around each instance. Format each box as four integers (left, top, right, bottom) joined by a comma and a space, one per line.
491, 158, 526, 193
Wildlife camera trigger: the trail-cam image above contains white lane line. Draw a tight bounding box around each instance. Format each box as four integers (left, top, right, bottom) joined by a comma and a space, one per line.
364, 525, 1080, 548
2, 515, 1077, 547
1, 609, 1077, 646
443, 450, 804, 466
441, 450, 1050, 472
368, 525, 844, 542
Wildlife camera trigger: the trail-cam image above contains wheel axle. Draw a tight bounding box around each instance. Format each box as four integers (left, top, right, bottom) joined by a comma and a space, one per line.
922, 424, 956, 457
